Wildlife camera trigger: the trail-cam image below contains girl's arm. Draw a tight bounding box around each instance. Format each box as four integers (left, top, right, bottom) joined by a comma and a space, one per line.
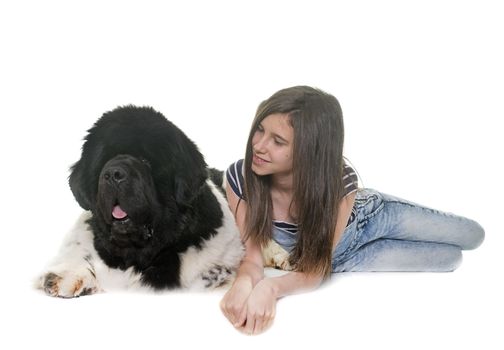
240, 192, 357, 334
220, 180, 264, 327
225, 182, 264, 286
332, 191, 357, 251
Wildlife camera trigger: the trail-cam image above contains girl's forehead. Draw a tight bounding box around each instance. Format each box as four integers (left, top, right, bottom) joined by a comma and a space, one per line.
261, 113, 293, 138
262, 113, 292, 127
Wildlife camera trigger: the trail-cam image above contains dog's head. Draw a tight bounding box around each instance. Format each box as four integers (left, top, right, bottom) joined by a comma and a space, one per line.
69, 105, 208, 247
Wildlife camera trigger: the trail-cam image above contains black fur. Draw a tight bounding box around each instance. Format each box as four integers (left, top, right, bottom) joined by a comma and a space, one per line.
69, 105, 224, 289
208, 168, 225, 196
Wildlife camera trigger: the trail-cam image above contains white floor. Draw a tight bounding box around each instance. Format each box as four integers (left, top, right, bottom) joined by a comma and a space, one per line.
2, 222, 500, 350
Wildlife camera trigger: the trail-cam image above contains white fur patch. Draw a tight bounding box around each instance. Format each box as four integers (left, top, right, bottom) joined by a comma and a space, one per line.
36, 179, 244, 297
179, 180, 244, 290
36, 212, 150, 297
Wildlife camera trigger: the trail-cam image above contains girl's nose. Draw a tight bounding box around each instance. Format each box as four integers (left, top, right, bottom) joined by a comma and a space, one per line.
253, 136, 267, 153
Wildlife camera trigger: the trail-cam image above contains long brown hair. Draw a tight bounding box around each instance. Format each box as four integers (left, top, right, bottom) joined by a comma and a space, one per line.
243, 86, 345, 278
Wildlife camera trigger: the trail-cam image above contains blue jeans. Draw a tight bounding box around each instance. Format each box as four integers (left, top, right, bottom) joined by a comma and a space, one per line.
330, 189, 485, 272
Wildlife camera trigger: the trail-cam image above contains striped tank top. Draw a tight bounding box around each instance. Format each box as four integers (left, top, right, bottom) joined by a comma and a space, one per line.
226, 159, 359, 232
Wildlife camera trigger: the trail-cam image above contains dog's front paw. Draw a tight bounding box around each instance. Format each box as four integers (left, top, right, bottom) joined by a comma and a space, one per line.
38, 268, 100, 298
201, 265, 233, 289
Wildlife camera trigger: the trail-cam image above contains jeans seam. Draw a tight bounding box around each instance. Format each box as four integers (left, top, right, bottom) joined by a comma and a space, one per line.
383, 199, 455, 218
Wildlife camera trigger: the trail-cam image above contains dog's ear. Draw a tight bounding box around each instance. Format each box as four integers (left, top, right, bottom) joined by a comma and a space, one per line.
173, 172, 207, 206
69, 160, 92, 210
161, 131, 209, 206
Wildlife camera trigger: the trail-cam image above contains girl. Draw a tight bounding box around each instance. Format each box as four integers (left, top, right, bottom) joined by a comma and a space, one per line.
220, 86, 484, 335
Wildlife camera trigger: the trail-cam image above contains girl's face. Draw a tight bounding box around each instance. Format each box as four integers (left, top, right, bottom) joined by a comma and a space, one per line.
251, 113, 294, 177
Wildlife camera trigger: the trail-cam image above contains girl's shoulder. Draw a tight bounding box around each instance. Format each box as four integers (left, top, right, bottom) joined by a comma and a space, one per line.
226, 159, 245, 200
343, 159, 359, 196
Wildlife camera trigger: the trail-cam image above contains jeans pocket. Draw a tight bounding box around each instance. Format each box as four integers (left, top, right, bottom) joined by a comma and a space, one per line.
354, 188, 384, 227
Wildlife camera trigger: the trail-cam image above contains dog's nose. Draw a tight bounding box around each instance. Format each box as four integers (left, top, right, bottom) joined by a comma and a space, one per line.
103, 166, 127, 184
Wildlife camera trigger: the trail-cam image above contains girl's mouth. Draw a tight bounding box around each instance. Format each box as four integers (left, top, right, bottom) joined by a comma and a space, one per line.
253, 154, 270, 165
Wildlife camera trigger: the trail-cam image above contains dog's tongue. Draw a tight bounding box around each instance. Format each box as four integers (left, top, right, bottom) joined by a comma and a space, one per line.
112, 205, 128, 220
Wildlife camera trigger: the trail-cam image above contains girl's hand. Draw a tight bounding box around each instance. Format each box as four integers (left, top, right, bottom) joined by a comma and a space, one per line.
239, 278, 278, 335
220, 277, 254, 327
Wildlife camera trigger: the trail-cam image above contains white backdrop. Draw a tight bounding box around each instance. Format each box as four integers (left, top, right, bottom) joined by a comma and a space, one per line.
1, 1, 502, 349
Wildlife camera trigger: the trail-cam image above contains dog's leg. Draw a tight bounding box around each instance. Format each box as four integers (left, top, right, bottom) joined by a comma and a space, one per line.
36, 212, 101, 298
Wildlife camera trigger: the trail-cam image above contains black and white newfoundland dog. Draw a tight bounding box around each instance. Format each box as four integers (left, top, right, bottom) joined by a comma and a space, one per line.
37, 106, 244, 297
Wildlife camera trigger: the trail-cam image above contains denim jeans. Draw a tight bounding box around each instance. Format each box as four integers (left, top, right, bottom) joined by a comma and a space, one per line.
272, 188, 485, 273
